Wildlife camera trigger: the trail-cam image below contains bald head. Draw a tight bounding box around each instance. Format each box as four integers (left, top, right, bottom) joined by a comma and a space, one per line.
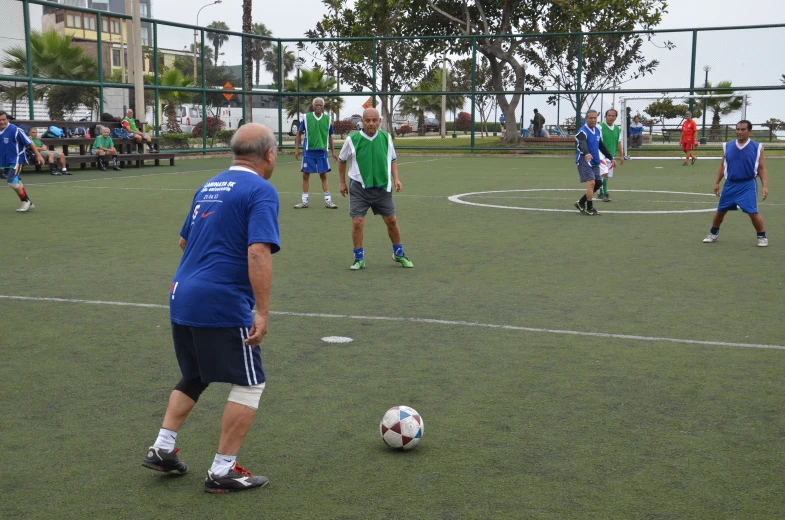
363, 107, 379, 120
362, 107, 381, 136
230, 123, 277, 179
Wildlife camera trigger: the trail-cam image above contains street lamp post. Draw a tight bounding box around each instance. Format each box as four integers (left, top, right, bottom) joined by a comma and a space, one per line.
194, 0, 222, 81
702, 65, 711, 142
452, 80, 458, 138
295, 55, 304, 126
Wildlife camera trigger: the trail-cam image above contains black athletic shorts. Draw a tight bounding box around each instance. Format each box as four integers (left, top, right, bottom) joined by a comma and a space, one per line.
171, 323, 265, 386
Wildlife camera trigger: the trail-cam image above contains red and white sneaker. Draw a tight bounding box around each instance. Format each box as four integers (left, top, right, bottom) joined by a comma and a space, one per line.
204, 463, 268, 493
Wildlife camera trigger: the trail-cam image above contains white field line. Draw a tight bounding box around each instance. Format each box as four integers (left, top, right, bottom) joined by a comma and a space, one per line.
1, 294, 783, 351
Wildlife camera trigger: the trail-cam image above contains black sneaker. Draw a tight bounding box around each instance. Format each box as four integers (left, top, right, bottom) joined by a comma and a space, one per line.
99, 164, 108, 171
586, 207, 600, 216
602, 194, 612, 202
204, 463, 269, 493
691, 157, 696, 165
142, 446, 188, 475
0, 171, 6, 179
574, 201, 586, 214
113, 165, 122, 171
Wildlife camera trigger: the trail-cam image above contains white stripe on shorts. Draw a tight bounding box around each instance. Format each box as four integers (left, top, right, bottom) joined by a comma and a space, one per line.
244, 327, 258, 385
240, 327, 253, 385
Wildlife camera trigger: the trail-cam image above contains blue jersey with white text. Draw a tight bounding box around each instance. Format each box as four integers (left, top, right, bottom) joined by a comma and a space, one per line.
723, 139, 761, 183
575, 124, 603, 166
170, 166, 280, 328
0, 123, 32, 169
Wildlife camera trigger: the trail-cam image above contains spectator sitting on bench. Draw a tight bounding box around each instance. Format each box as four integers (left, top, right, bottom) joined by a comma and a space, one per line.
92, 126, 122, 171
122, 109, 157, 153
27, 127, 70, 176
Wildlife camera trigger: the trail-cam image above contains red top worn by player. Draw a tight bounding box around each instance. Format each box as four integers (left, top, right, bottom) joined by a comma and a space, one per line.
681, 111, 698, 166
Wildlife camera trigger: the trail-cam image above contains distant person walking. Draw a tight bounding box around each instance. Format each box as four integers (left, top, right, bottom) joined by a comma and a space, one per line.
531, 109, 545, 137
681, 111, 698, 166
573, 110, 615, 216
703, 120, 768, 247
597, 109, 624, 201
0, 111, 43, 212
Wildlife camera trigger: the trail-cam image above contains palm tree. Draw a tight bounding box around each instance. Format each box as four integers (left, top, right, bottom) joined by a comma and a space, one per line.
697, 81, 745, 141
398, 71, 464, 135
206, 21, 230, 67
242, 0, 253, 122
249, 23, 273, 86
158, 69, 193, 134
1, 29, 98, 120
263, 44, 296, 83
282, 66, 343, 118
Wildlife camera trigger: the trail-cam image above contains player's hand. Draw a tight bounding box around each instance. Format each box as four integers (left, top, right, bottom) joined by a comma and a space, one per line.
585, 153, 593, 163
619, 156, 624, 166
245, 312, 268, 346
713, 183, 720, 196
339, 181, 348, 197
332, 152, 338, 161
294, 151, 300, 160
35, 154, 44, 166
762, 187, 768, 200
395, 180, 402, 192
610, 160, 617, 169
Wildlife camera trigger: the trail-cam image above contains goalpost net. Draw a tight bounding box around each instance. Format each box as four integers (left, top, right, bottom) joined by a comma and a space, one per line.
620, 94, 748, 158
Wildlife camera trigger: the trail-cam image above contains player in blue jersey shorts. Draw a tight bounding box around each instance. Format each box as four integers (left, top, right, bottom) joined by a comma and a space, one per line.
143, 123, 281, 493
703, 120, 769, 247
573, 110, 615, 216
294, 97, 338, 209
0, 111, 44, 212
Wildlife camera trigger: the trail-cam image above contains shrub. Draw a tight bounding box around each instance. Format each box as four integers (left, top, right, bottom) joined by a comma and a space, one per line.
333, 120, 354, 137
191, 117, 225, 138
395, 124, 413, 136
216, 129, 235, 145
456, 111, 472, 131
160, 133, 190, 149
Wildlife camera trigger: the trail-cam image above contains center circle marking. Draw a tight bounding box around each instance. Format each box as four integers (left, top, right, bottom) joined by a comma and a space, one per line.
448, 189, 718, 214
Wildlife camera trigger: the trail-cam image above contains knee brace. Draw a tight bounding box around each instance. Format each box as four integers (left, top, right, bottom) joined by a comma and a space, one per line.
174, 377, 209, 403
593, 178, 603, 192
228, 382, 266, 410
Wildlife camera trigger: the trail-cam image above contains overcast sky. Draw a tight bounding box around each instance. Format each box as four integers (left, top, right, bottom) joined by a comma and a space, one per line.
150, 0, 785, 39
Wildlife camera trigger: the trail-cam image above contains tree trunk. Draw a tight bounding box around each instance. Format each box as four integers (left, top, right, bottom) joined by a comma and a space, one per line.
166, 105, 182, 134
242, 0, 253, 122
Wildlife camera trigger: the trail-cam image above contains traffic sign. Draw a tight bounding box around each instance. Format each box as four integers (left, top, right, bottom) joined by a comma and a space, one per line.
223, 82, 234, 101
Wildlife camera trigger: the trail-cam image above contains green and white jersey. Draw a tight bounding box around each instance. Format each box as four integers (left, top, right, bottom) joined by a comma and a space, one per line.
338, 130, 396, 191
599, 122, 621, 156
304, 112, 331, 151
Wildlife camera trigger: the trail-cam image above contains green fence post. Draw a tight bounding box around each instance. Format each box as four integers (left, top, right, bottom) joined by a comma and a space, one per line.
470, 37, 477, 153
241, 32, 246, 129
372, 39, 377, 108
575, 33, 583, 128
201, 30, 207, 155
688, 30, 697, 113
153, 22, 159, 137
23, 0, 33, 119
277, 40, 283, 148
97, 12, 104, 117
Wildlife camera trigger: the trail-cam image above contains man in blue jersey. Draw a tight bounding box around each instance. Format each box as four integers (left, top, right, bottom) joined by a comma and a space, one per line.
294, 97, 338, 209
143, 123, 281, 493
574, 109, 615, 216
0, 111, 44, 212
703, 120, 768, 247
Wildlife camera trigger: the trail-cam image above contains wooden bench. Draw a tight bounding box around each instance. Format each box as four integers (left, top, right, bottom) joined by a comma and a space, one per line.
14, 120, 175, 170
522, 137, 575, 147
662, 128, 681, 143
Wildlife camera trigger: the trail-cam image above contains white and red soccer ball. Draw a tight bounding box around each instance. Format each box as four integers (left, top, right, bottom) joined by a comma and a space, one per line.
380, 406, 423, 450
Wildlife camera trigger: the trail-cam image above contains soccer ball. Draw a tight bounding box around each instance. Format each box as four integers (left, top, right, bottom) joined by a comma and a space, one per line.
380, 406, 423, 450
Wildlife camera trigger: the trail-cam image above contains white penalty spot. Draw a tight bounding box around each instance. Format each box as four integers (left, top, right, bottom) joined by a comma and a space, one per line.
322, 336, 353, 344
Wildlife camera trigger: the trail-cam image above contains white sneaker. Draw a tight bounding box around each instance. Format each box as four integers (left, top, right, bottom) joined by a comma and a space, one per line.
16, 201, 34, 212
293, 201, 309, 209
325, 200, 338, 209
703, 233, 719, 243
757, 237, 768, 247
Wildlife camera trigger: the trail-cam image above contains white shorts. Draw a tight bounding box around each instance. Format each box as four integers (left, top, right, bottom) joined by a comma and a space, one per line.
599, 158, 614, 177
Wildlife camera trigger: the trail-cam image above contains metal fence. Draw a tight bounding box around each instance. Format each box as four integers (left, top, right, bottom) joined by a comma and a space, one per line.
1, 0, 784, 156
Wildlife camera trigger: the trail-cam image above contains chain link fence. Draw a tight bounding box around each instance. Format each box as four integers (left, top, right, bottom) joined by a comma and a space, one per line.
1, 0, 783, 155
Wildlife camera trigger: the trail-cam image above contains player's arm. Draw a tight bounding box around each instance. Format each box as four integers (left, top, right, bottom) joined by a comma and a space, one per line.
329, 133, 337, 160
294, 129, 302, 159
758, 148, 768, 200
391, 160, 402, 192
179, 237, 187, 251
713, 149, 726, 196
576, 132, 592, 163
617, 139, 624, 165
246, 242, 272, 346
598, 139, 614, 163
337, 141, 351, 196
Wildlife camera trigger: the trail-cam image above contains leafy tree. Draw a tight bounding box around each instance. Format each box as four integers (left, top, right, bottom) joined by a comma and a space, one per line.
456, 111, 471, 131
263, 44, 296, 83
398, 69, 464, 135
1, 29, 99, 119
206, 21, 230, 67
454, 56, 501, 136
282, 66, 344, 119
158, 69, 193, 134
762, 118, 785, 141
644, 98, 701, 128
427, 0, 668, 144
249, 23, 273, 86
307, 0, 452, 134
694, 81, 745, 141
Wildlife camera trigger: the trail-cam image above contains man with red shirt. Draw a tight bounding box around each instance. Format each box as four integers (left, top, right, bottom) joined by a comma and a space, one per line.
681, 111, 698, 166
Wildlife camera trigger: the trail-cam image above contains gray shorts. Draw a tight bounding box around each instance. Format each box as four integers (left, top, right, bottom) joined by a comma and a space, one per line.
349, 181, 396, 218
577, 160, 602, 183
39, 150, 60, 161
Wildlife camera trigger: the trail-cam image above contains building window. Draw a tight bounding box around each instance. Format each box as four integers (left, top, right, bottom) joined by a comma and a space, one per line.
112, 49, 121, 66
140, 3, 149, 17
56, 13, 64, 24
86, 15, 96, 31
66, 14, 74, 27
111, 20, 121, 34
73, 15, 82, 29
101, 19, 108, 33
141, 27, 149, 46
